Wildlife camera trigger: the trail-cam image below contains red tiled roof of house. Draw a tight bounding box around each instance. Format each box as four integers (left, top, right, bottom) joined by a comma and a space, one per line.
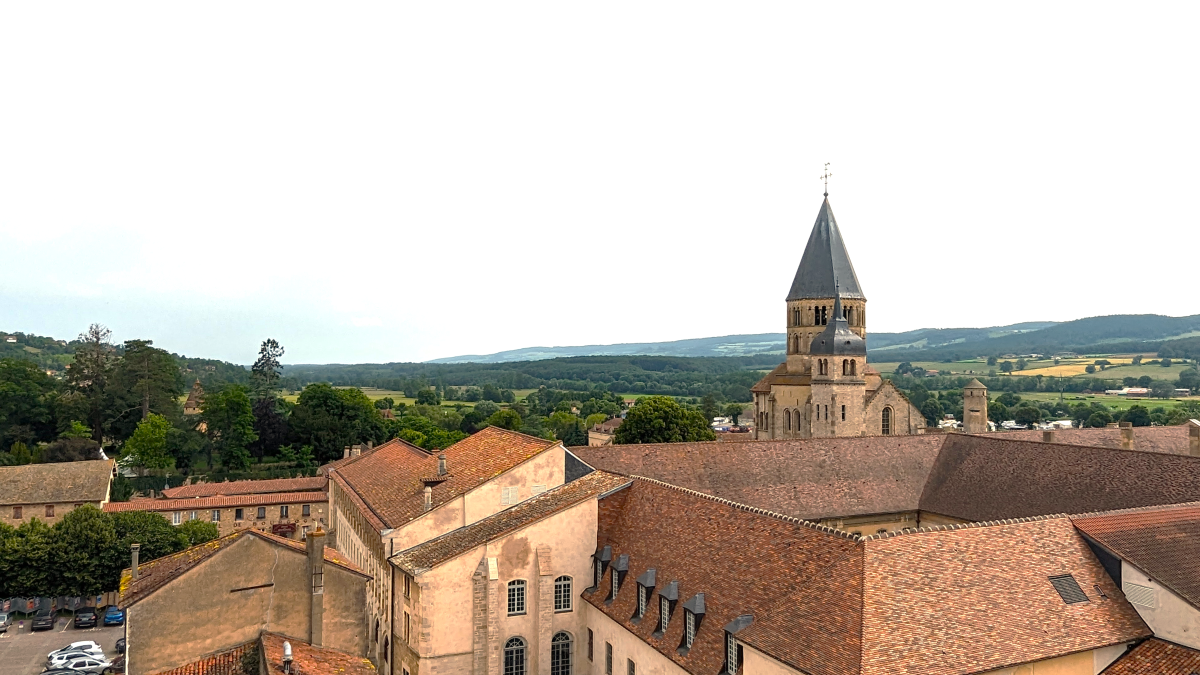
1101, 639, 1200, 674
1072, 502, 1200, 609
120, 529, 364, 608
162, 476, 327, 499
919, 435, 1200, 521
103, 491, 327, 512
588, 479, 1148, 675
330, 426, 561, 531
392, 471, 631, 573
978, 424, 1193, 455
261, 632, 375, 675
572, 435, 946, 520
148, 640, 256, 675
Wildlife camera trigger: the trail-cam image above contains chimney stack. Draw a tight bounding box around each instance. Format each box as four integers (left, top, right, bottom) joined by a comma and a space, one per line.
343, 446, 350, 459
1119, 421, 1134, 450
131, 543, 141, 581
438, 453, 447, 476
1042, 429, 1057, 443
307, 527, 326, 647
350, 445, 361, 458
1188, 419, 1200, 457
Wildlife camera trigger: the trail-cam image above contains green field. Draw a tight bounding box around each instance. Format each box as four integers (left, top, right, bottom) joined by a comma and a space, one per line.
994, 390, 1197, 411
873, 356, 1193, 381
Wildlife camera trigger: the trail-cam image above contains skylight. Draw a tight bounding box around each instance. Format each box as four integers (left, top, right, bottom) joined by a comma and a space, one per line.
1048, 574, 1089, 604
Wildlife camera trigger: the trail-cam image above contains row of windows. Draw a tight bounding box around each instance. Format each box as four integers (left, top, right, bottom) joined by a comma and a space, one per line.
789, 304, 861, 328
506, 576, 573, 615
167, 504, 311, 524
814, 358, 857, 376
10, 504, 79, 519
595, 559, 712, 658
505, 633, 573, 675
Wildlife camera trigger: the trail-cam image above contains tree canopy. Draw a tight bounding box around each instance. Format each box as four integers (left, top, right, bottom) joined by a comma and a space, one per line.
613, 396, 715, 444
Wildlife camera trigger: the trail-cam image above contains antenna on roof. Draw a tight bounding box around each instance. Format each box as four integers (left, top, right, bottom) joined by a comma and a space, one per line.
821, 162, 832, 197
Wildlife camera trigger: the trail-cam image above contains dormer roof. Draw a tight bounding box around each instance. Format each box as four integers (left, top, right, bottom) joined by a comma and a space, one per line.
787, 197, 864, 302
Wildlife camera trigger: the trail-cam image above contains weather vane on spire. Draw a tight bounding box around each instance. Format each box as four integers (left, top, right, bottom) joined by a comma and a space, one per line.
821, 163, 832, 197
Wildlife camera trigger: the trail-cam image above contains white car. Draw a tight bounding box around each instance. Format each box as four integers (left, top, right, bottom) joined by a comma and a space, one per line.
49, 642, 105, 659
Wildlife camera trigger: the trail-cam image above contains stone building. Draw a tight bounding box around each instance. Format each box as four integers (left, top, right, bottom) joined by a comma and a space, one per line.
104, 489, 328, 538
119, 527, 369, 675
751, 195, 923, 439
183, 379, 204, 416
586, 418, 622, 447
0, 459, 113, 526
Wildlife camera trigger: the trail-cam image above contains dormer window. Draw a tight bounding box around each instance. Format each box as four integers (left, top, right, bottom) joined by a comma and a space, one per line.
595, 559, 603, 588
633, 569, 656, 622
637, 585, 646, 616
593, 546, 612, 590
685, 611, 696, 648
655, 580, 678, 638
723, 615, 753, 675
678, 593, 705, 655
608, 554, 629, 603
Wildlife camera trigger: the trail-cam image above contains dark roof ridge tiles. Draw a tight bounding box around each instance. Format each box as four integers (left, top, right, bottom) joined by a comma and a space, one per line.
862, 512, 1070, 541
630, 475, 862, 542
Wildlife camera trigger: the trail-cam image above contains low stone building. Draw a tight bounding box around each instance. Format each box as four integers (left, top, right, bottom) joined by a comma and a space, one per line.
162, 475, 327, 499
0, 459, 114, 526
120, 527, 369, 675
586, 418, 622, 446
104, 490, 328, 538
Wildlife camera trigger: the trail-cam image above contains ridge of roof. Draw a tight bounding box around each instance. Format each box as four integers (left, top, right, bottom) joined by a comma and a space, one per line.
862, 512, 1069, 541
957, 431, 1200, 458
1069, 498, 1200, 521
103, 491, 326, 512
630, 475, 862, 542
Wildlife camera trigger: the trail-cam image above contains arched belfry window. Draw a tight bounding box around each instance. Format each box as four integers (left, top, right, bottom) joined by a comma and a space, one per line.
785, 409, 791, 431
882, 407, 893, 436
846, 307, 854, 325
851, 360, 857, 376
842, 359, 849, 376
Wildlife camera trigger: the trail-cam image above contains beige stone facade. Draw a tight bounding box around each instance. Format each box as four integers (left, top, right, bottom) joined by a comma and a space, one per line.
103, 492, 328, 538
0, 459, 113, 527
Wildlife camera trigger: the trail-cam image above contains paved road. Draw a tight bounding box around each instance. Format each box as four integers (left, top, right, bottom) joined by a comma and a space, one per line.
0, 615, 123, 675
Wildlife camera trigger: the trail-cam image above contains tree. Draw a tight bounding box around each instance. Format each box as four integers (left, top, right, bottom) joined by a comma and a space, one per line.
988, 402, 1009, 425
64, 324, 115, 444
176, 519, 220, 546
374, 397, 395, 411
700, 394, 720, 423
110, 510, 187, 563
7, 441, 32, 465
1122, 405, 1152, 427
250, 339, 285, 395
42, 437, 101, 463
122, 414, 174, 471
613, 396, 715, 444
584, 413, 608, 429
724, 403, 744, 425
52, 505, 119, 596
1136, 376, 1153, 388
1086, 411, 1114, 428
289, 384, 384, 463
108, 340, 183, 442
459, 410, 489, 434
250, 396, 289, 460
1151, 383, 1176, 399
0, 358, 59, 447
0, 517, 55, 597
1000, 361, 1015, 374
486, 409, 522, 431
1133, 355, 1144, 365
986, 356, 998, 366
1085, 364, 1097, 374
474, 401, 500, 418
1016, 358, 1028, 371
416, 389, 441, 406
201, 385, 258, 471
1163, 358, 1174, 368
920, 398, 944, 426
1013, 405, 1042, 427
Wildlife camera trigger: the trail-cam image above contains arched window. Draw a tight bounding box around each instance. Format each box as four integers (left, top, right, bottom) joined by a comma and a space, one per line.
554, 576, 572, 612
551, 632, 573, 675
846, 307, 853, 325
505, 638, 527, 675
882, 407, 893, 436
785, 409, 791, 431
822, 306, 828, 325
814, 306, 820, 325
383, 637, 390, 663
842, 359, 849, 375
851, 360, 857, 376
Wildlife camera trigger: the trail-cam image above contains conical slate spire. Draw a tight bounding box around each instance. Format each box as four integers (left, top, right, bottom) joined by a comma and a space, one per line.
810, 288, 866, 356
787, 197, 865, 301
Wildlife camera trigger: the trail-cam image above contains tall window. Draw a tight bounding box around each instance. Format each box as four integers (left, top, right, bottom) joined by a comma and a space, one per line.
595, 560, 602, 588
637, 585, 647, 618
280, 505, 289, 518
508, 580, 527, 615
685, 610, 696, 648
814, 307, 820, 325
504, 638, 527, 675
850, 360, 857, 376
882, 407, 893, 436
660, 596, 670, 632
587, 629, 594, 662
303, 504, 311, 517
726, 632, 738, 674
235, 508, 244, 521
785, 410, 791, 431
627, 659, 635, 675
605, 643, 612, 675
45, 505, 54, 518
211, 510, 220, 522
841, 405, 846, 421
612, 568, 620, 597
555, 576, 573, 612
172, 511, 181, 525
257, 507, 266, 519
843, 359, 848, 375
551, 632, 572, 675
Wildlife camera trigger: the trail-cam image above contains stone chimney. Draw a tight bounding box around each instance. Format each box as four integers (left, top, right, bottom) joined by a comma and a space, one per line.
1188, 419, 1200, 457
343, 446, 351, 459
424, 485, 433, 512
131, 543, 141, 581
438, 453, 447, 476
1119, 421, 1134, 450
350, 445, 361, 458
1042, 429, 1057, 443
307, 527, 326, 647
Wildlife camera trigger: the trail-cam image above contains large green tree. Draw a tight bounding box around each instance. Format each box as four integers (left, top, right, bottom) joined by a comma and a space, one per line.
201, 385, 258, 470
0, 358, 59, 447
289, 384, 384, 462
613, 396, 715, 444
52, 505, 120, 596
107, 340, 183, 441
64, 324, 116, 444
122, 413, 174, 471
110, 510, 188, 566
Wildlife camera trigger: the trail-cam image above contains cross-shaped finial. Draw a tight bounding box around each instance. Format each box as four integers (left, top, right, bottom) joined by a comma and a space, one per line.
821, 163, 832, 197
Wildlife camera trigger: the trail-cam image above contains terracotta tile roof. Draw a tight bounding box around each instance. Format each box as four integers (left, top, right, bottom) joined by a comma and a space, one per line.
572, 435, 946, 520
120, 529, 364, 608
162, 476, 327, 499
919, 435, 1200, 521
859, 516, 1148, 675
148, 640, 256, 675
0, 459, 113, 506
103, 491, 326, 512
978, 424, 1193, 455
1101, 639, 1200, 675
585, 478, 862, 675
1072, 502, 1200, 609
391, 471, 631, 573
331, 427, 561, 531
261, 632, 375, 675
591, 480, 1148, 675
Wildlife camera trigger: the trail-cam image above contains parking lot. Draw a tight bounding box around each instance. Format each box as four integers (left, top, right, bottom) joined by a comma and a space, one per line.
0, 615, 123, 675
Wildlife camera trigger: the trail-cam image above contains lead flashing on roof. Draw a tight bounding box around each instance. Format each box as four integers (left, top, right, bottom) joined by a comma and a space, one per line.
612, 554, 629, 572
597, 545, 613, 563
723, 614, 754, 634
636, 568, 656, 588
660, 580, 679, 601
682, 592, 706, 615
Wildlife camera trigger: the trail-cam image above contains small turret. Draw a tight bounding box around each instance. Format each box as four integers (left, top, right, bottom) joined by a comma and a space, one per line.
962, 378, 989, 434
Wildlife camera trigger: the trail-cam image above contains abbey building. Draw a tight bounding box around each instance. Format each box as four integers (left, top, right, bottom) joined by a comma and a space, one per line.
752, 195, 924, 438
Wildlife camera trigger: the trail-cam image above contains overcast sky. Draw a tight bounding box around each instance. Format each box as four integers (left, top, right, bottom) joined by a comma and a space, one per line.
2, 3, 1197, 364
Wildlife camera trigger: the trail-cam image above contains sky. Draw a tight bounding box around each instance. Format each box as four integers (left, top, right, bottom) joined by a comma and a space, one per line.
1, 3, 1197, 365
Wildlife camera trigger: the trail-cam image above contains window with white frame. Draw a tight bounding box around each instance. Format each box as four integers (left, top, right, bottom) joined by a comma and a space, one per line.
612, 567, 620, 597
501, 486, 519, 505
508, 580, 527, 615
504, 637, 527, 675
660, 596, 670, 632
595, 560, 602, 588
685, 610, 696, 648
637, 585, 647, 618
172, 512, 181, 525
211, 510, 220, 522
554, 576, 572, 612
550, 632, 572, 675
726, 632, 738, 673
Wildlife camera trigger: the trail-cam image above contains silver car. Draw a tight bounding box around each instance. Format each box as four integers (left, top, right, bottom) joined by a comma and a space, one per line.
0, 612, 12, 633
52, 656, 113, 675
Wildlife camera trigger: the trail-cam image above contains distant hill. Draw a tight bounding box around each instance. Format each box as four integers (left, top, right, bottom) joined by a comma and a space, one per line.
426, 334, 788, 363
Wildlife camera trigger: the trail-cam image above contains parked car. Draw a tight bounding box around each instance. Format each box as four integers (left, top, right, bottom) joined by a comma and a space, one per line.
50, 642, 105, 658
0, 611, 13, 633
52, 657, 112, 675
102, 655, 126, 674
103, 607, 125, 626
41, 669, 86, 675
48, 651, 101, 668
115, 638, 126, 654
74, 608, 98, 629
32, 609, 56, 631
